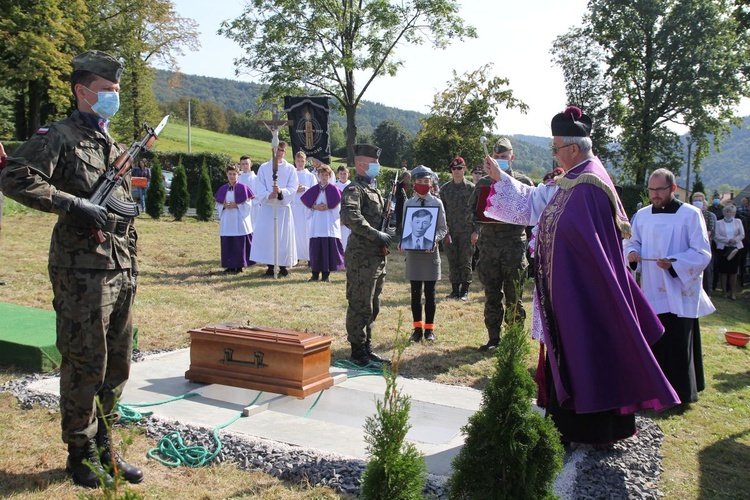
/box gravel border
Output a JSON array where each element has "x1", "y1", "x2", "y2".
[{"x1": 1, "y1": 351, "x2": 666, "y2": 498}]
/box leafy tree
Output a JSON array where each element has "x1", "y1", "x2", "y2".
[
  {"x1": 0, "y1": 0, "x2": 87, "y2": 139},
  {"x1": 373, "y1": 120, "x2": 413, "y2": 168},
  {"x1": 0, "y1": 86, "x2": 15, "y2": 137},
  {"x1": 413, "y1": 65, "x2": 527, "y2": 169},
  {"x1": 195, "y1": 162, "x2": 214, "y2": 221},
  {"x1": 448, "y1": 297, "x2": 563, "y2": 499},
  {"x1": 145, "y1": 157, "x2": 165, "y2": 218},
  {"x1": 82, "y1": 0, "x2": 200, "y2": 141},
  {"x1": 551, "y1": 25, "x2": 617, "y2": 167},
  {"x1": 219, "y1": 0, "x2": 476, "y2": 165},
  {"x1": 692, "y1": 172, "x2": 705, "y2": 197},
  {"x1": 360, "y1": 327, "x2": 426, "y2": 499},
  {"x1": 586, "y1": 0, "x2": 750, "y2": 184},
  {"x1": 169, "y1": 162, "x2": 190, "y2": 221}
]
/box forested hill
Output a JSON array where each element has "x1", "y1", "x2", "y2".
[{"x1": 152, "y1": 69, "x2": 427, "y2": 136}]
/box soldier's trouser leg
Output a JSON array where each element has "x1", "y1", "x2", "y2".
[
  {"x1": 346, "y1": 255, "x2": 386, "y2": 346},
  {"x1": 477, "y1": 247, "x2": 504, "y2": 339},
  {"x1": 50, "y1": 266, "x2": 134, "y2": 448},
  {"x1": 499, "y1": 239, "x2": 528, "y2": 323}
]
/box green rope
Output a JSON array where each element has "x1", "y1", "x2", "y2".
[
  {"x1": 116, "y1": 392, "x2": 200, "y2": 423},
  {"x1": 146, "y1": 391, "x2": 263, "y2": 468},
  {"x1": 331, "y1": 359, "x2": 387, "y2": 377}
]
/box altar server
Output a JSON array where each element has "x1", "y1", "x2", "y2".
[
  {"x1": 249, "y1": 141, "x2": 299, "y2": 277},
  {"x1": 215, "y1": 164, "x2": 254, "y2": 273},
  {"x1": 292, "y1": 151, "x2": 317, "y2": 262},
  {"x1": 625, "y1": 168, "x2": 714, "y2": 404}
]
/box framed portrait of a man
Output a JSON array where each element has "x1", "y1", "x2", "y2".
[{"x1": 400, "y1": 206, "x2": 439, "y2": 251}]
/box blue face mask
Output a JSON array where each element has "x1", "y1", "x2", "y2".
[
  {"x1": 496, "y1": 159, "x2": 510, "y2": 171},
  {"x1": 366, "y1": 162, "x2": 380, "y2": 178},
  {"x1": 713, "y1": 198, "x2": 720, "y2": 206},
  {"x1": 84, "y1": 87, "x2": 120, "y2": 119}
]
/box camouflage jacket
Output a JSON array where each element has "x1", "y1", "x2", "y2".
[
  {"x1": 439, "y1": 178, "x2": 475, "y2": 236},
  {"x1": 0, "y1": 111, "x2": 137, "y2": 270},
  {"x1": 340, "y1": 175, "x2": 385, "y2": 257}
]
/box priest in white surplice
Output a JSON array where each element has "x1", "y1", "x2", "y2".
[
  {"x1": 624, "y1": 168, "x2": 715, "y2": 405},
  {"x1": 291, "y1": 151, "x2": 317, "y2": 262},
  {"x1": 249, "y1": 141, "x2": 299, "y2": 277}
]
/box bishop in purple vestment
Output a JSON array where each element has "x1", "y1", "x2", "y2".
[{"x1": 483, "y1": 107, "x2": 679, "y2": 445}]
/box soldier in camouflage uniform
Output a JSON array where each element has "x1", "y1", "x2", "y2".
[
  {"x1": 467, "y1": 137, "x2": 533, "y2": 351},
  {"x1": 440, "y1": 156, "x2": 475, "y2": 300},
  {"x1": 0, "y1": 51, "x2": 143, "y2": 488},
  {"x1": 340, "y1": 144, "x2": 392, "y2": 367}
]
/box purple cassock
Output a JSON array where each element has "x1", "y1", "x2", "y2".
[
  {"x1": 215, "y1": 182, "x2": 255, "y2": 270},
  {"x1": 300, "y1": 183, "x2": 345, "y2": 273},
  {"x1": 485, "y1": 157, "x2": 679, "y2": 444}
]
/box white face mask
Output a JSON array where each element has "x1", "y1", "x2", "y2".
[{"x1": 692, "y1": 200, "x2": 703, "y2": 209}]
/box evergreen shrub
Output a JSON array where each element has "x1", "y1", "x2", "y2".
[
  {"x1": 195, "y1": 161, "x2": 215, "y2": 222},
  {"x1": 169, "y1": 161, "x2": 190, "y2": 221},
  {"x1": 360, "y1": 325, "x2": 427, "y2": 499},
  {"x1": 448, "y1": 302, "x2": 563, "y2": 499},
  {"x1": 145, "y1": 158, "x2": 165, "y2": 219}
]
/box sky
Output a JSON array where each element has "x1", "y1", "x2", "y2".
[{"x1": 168, "y1": 0, "x2": 749, "y2": 138}]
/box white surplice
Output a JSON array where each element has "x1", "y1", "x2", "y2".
[
  {"x1": 291, "y1": 168, "x2": 318, "y2": 261},
  {"x1": 249, "y1": 159, "x2": 299, "y2": 267},
  {"x1": 238, "y1": 171, "x2": 258, "y2": 227},
  {"x1": 334, "y1": 179, "x2": 351, "y2": 250},
  {"x1": 215, "y1": 189, "x2": 253, "y2": 236},
  {"x1": 309, "y1": 185, "x2": 342, "y2": 238},
  {"x1": 623, "y1": 203, "x2": 715, "y2": 318}
]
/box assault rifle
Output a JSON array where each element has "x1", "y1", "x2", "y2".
[
  {"x1": 379, "y1": 170, "x2": 400, "y2": 255},
  {"x1": 88, "y1": 115, "x2": 169, "y2": 243}
]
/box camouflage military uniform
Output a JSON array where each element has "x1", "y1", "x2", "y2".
[
  {"x1": 0, "y1": 110, "x2": 137, "y2": 448},
  {"x1": 340, "y1": 175, "x2": 386, "y2": 349},
  {"x1": 468, "y1": 171, "x2": 532, "y2": 341},
  {"x1": 440, "y1": 178, "x2": 475, "y2": 286}
]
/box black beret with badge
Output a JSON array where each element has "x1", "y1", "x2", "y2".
[
  {"x1": 551, "y1": 106, "x2": 592, "y2": 137},
  {"x1": 72, "y1": 50, "x2": 123, "y2": 83},
  {"x1": 352, "y1": 143, "x2": 381, "y2": 159}
]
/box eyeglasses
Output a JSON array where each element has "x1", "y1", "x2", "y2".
[
  {"x1": 551, "y1": 144, "x2": 575, "y2": 154},
  {"x1": 450, "y1": 166, "x2": 464, "y2": 171},
  {"x1": 646, "y1": 185, "x2": 672, "y2": 193}
]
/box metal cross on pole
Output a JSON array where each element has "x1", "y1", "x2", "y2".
[{"x1": 257, "y1": 103, "x2": 292, "y2": 279}]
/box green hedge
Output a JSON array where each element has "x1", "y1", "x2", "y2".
[{"x1": 143, "y1": 151, "x2": 231, "y2": 207}]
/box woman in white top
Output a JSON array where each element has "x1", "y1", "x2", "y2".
[{"x1": 714, "y1": 203, "x2": 745, "y2": 299}]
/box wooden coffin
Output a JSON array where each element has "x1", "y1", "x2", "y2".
[{"x1": 185, "y1": 323, "x2": 334, "y2": 398}]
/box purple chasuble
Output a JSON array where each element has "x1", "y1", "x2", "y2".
[
  {"x1": 300, "y1": 183, "x2": 341, "y2": 209},
  {"x1": 535, "y1": 159, "x2": 679, "y2": 415},
  {"x1": 215, "y1": 182, "x2": 254, "y2": 204}
]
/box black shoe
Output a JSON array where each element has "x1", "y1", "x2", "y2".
[
  {"x1": 100, "y1": 449, "x2": 144, "y2": 484},
  {"x1": 365, "y1": 343, "x2": 391, "y2": 364},
  {"x1": 409, "y1": 328, "x2": 423, "y2": 342},
  {"x1": 424, "y1": 329, "x2": 435, "y2": 342},
  {"x1": 279, "y1": 266, "x2": 289, "y2": 277},
  {"x1": 458, "y1": 283, "x2": 470, "y2": 301},
  {"x1": 446, "y1": 283, "x2": 460, "y2": 299},
  {"x1": 479, "y1": 338, "x2": 500, "y2": 351},
  {"x1": 321, "y1": 272, "x2": 330, "y2": 282},
  {"x1": 308, "y1": 273, "x2": 319, "y2": 282},
  {"x1": 66, "y1": 439, "x2": 113, "y2": 489},
  {"x1": 97, "y1": 422, "x2": 144, "y2": 484},
  {"x1": 350, "y1": 345, "x2": 372, "y2": 367},
  {"x1": 264, "y1": 266, "x2": 275, "y2": 277}
]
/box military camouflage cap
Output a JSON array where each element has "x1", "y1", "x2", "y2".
[
  {"x1": 72, "y1": 50, "x2": 123, "y2": 83},
  {"x1": 493, "y1": 137, "x2": 513, "y2": 153},
  {"x1": 352, "y1": 143, "x2": 381, "y2": 159}
]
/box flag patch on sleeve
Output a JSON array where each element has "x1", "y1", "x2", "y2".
[{"x1": 36, "y1": 127, "x2": 49, "y2": 135}]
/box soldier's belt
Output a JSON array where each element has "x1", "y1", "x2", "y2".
[{"x1": 58, "y1": 217, "x2": 132, "y2": 236}]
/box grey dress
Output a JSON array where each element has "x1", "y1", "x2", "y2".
[{"x1": 401, "y1": 193, "x2": 448, "y2": 281}]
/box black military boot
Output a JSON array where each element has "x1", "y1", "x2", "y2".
[
  {"x1": 66, "y1": 439, "x2": 114, "y2": 488},
  {"x1": 445, "y1": 283, "x2": 460, "y2": 299},
  {"x1": 409, "y1": 327, "x2": 424, "y2": 342},
  {"x1": 479, "y1": 336, "x2": 500, "y2": 352},
  {"x1": 350, "y1": 344, "x2": 371, "y2": 367},
  {"x1": 459, "y1": 282, "x2": 470, "y2": 301},
  {"x1": 365, "y1": 341, "x2": 391, "y2": 365},
  {"x1": 97, "y1": 424, "x2": 144, "y2": 484}
]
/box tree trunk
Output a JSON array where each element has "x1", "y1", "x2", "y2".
[
  {"x1": 345, "y1": 103, "x2": 357, "y2": 167},
  {"x1": 27, "y1": 80, "x2": 41, "y2": 139},
  {"x1": 131, "y1": 68, "x2": 141, "y2": 141},
  {"x1": 14, "y1": 92, "x2": 26, "y2": 141}
]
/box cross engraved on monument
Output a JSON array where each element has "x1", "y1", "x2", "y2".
[{"x1": 257, "y1": 103, "x2": 293, "y2": 279}]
